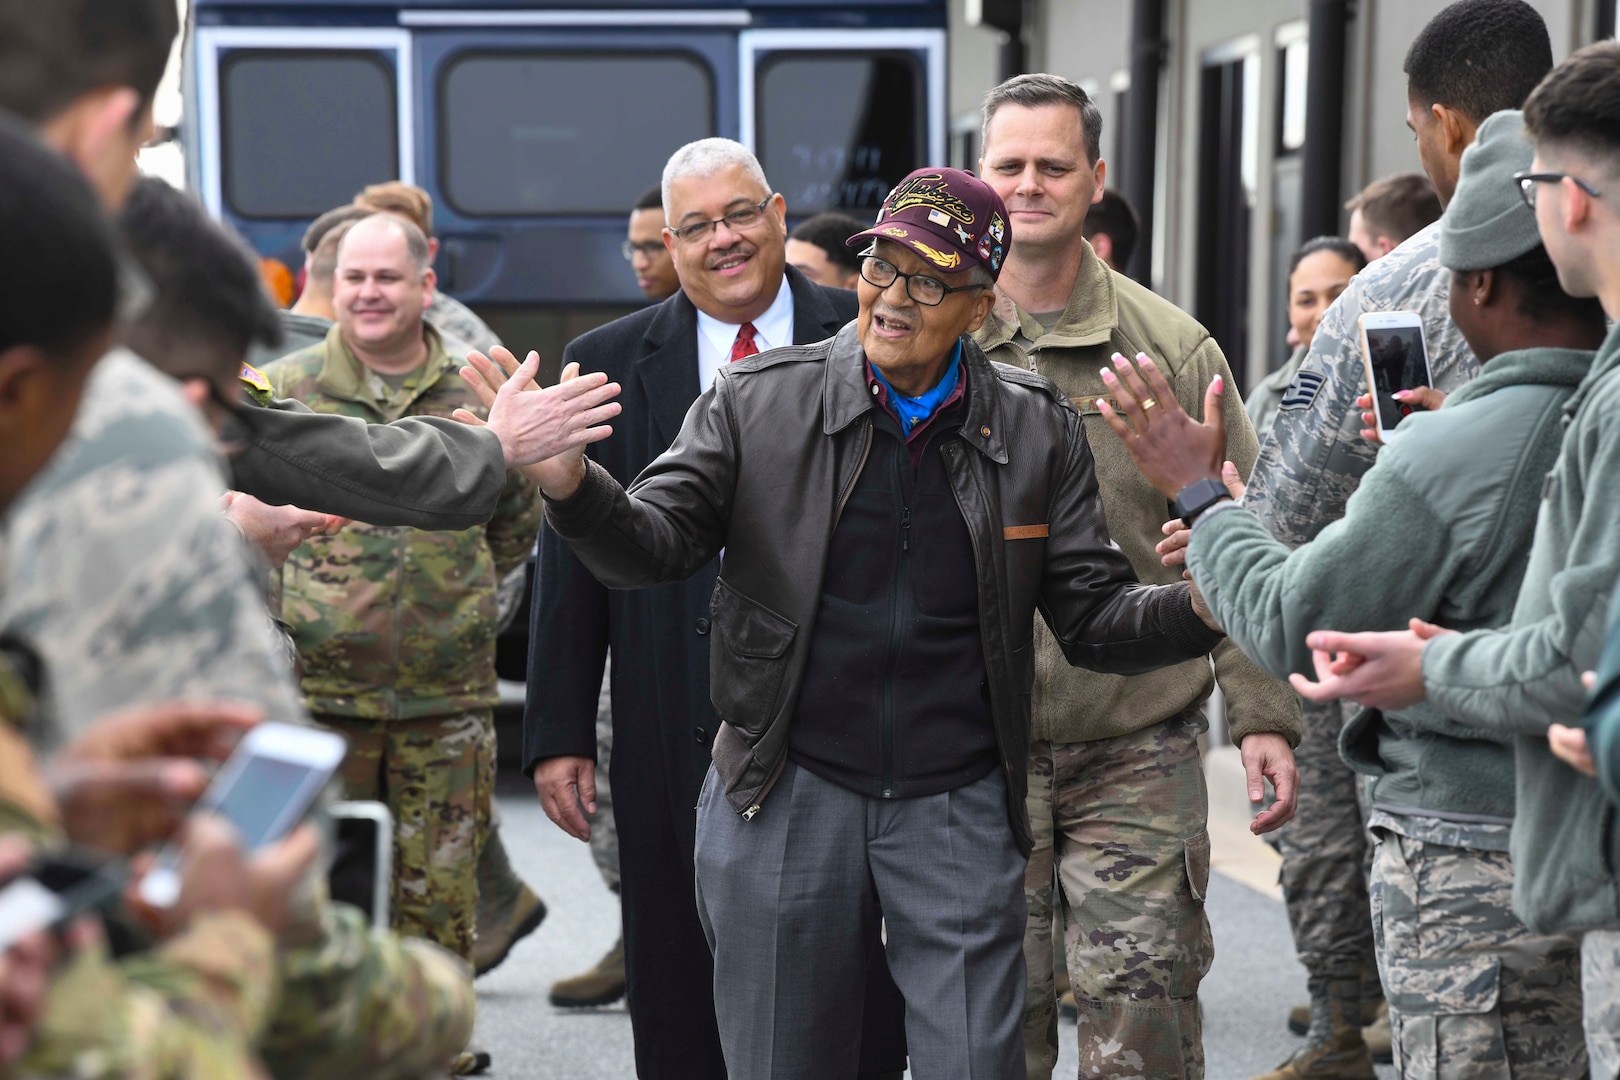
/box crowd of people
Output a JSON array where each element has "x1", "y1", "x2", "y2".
[{"x1": 5, "y1": 0, "x2": 1620, "y2": 1079}]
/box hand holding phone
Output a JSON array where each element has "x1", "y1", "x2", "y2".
[
  {"x1": 131, "y1": 815, "x2": 322, "y2": 941},
  {"x1": 1358, "y1": 312, "x2": 1435, "y2": 441},
  {"x1": 137, "y1": 722, "x2": 344, "y2": 909},
  {"x1": 50, "y1": 700, "x2": 264, "y2": 855}
]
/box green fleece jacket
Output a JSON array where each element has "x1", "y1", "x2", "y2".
[
  {"x1": 975, "y1": 242, "x2": 1301, "y2": 748},
  {"x1": 1189, "y1": 348, "x2": 1592, "y2": 825},
  {"x1": 1418, "y1": 320, "x2": 1620, "y2": 934}
]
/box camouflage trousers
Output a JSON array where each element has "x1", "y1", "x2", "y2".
[
  {"x1": 1275, "y1": 699, "x2": 1376, "y2": 981},
  {"x1": 1582, "y1": 929, "x2": 1620, "y2": 1078},
  {"x1": 1024, "y1": 713, "x2": 1213, "y2": 1080},
  {"x1": 1368, "y1": 825, "x2": 1586, "y2": 1079},
  {"x1": 261, "y1": 898, "x2": 476, "y2": 1080},
  {"x1": 321, "y1": 710, "x2": 496, "y2": 961},
  {"x1": 589, "y1": 660, "x2": 619, "y2": 893}
]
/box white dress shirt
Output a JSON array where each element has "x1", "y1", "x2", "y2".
[{"x1": 693, "y1": 274, "x2": 796, "y2": 393}]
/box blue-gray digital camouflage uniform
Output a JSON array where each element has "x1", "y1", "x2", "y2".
[
  {"x1": 1242, "y1": 218, "x2": 1479, "y2": 1006},
  {"x1": 0, "y1": 348, "x2": 475, "y2": 1078}
]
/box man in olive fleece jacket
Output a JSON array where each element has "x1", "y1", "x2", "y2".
[{"x1": 972, "y1": 73, "x2": 1301, "y2": 1080}]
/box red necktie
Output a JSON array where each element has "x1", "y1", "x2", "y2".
[{"x1": 729, "y1": 322, "x2": 760, "y2": 363}]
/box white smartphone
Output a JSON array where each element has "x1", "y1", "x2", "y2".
[
  {"x1": 137, "y1": 721, "x2": 347, "y2": 908},
  {"x1": 1359, "y1": 311, "x2": 1434, "y2": 441}
]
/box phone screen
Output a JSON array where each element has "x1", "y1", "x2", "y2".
[
  {"x1": 205, "y1": 754, "x2": 326, "y2": 849},
  {"x1": 1365, "y1": 325, "x2": 1431, "y2": 432}
]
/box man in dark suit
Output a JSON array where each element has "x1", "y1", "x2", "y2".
[{"x1": 523, "y1": 139, "x2": 904, "y2": 1079}]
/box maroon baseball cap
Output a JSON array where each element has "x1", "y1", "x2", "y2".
[{"x1": 846, "y1": 167, "x2": 1011, "y2": 280}]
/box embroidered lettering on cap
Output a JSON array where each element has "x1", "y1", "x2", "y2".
[{"x1": 888, "y1": 174, "x2": 976, "y2": 224}]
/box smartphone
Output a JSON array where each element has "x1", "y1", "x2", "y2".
[
  {"x1": 138, "y1": 721, "x2": 346, "y2": 909},
  {"x1": 1359, "y1": 311, "x2": 1434, "y2": 441},
  {"x1": 328, "y1": 800, "x2": 393, "y2": 930},
  {"x1": 0, "y1": 849, "x2": 127, "y2": 952}
]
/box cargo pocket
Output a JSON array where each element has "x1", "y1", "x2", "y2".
[
  {"x1": 708, "y1": 578, "x2": 797, "y2": 736},
  {"x1": 1385, "y1": 954, "x2": 1507, "y2": 1080},
  {"x1": 1166, "y1": 829, "x2": 1215, "y2": 1000}
]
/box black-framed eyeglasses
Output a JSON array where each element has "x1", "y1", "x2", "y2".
[
  {"x1": 1514, "y1": 171, "x2": 1603, "y2": 209},
  {"x1": 666, "y1": 195, "x2": 775, "y2": 244},
  {"x1": 858, "y1": 255, "x2": 986, "y2": 307},
  {"x1": 621, "y1": 240, "x2": 664, "y2": 261}
]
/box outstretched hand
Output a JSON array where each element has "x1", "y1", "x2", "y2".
[
  {"x1": 455, "y1": 347, "x2": 622, "y2": 478},
  {"x1": 1095, "y1": 352, "x2": 1226, "y2": 498}
]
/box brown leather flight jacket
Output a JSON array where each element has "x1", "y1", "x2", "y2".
[{"x1": 545, "y1": 324, "x2": 1222, "y2": 854}]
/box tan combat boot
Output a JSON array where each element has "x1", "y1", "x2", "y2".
[
  {"x1": 1254, "y1": 978, "x2": 1376, "y2": 1080},
  {"x1": 472, "y1": 882, "x2": 547, "y2": 977},
  {"x1": 1288, "y1": 966, "x2": 1390, "y2": 1064},
  {"x1": 1361, "y1": 1000, "x2": 1392, "y2": 1065},
  {"x1": 549, "y1": 937, "x2": 627, "y2": 1008}
]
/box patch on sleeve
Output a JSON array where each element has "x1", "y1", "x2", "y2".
[{"x1": 1278, "y1": 370, "x2": 1324, "y2": 411}]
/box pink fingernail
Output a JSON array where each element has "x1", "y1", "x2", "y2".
[{"x1": 1212, "y1": 376, "x2": 1223, "y2": 393}]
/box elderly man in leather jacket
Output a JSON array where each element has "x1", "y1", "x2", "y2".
[{"x1": 524, "y1": 168, "x2": 1228, "y2": 1079}]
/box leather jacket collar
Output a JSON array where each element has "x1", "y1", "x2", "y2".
[{"x1": 820, "y1": 323, "x2": 1010, "y2": 465}]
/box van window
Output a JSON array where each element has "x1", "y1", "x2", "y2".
[
  {"x1": 755, "y1": 52, "x2": 924, "y2": 215},
  {"x1": 441, "y1": 52, "x2": 714, "y2": 216},
  {"x1": 222, "y1": 51, "x2": 398, "y2": 219}
]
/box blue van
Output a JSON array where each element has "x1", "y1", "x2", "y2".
[{"x1": 184, "y1": 0, "x2": 947, "y2": 350}]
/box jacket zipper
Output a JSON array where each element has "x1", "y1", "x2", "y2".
[
  {"x1": 742, "y1": 752, "x2": 788, "y2": 820},
  {"x1": 882, "y1": 447, "x2": 911, "y2": 799}
]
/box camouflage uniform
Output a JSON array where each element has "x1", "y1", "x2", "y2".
[
  {"x1": 1582, "y1": 931, "x2": 1620, "y2": 1078},
  {"x1": 0, "y1": 348, "x2": 476, "y2": 1076},
  {"x1": 1243, "y1": 220, "x2": 1479, "y2": 988},
  {"x1": 265, "y1": 324, "x2": 541, "y2": 960},
  {"x1": 590, "y1": 659, "x2": 619, "y2": 892},
  {"x1": 1367, "y1": 814, "x2": 1585, "y2": 1078},
  {"x1": 0, "y1": 652, "x2": 279, "y2": 1080},
  {"x1": 975, "y1": 245, "x2": 1302, "y2": 1079}
]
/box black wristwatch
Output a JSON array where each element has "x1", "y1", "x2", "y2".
[{"x1": 1172, "y1": 477, "x2": 1233, "y2": 525}]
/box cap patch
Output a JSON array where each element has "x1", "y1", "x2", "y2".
[
  {"x1": 890, "y1": 173, "x2": 976, "y2": 225},
  {"x1": 911, "y1": 240, "x2": 962, "y2": 270},
  {"x1": 881, "y1": 226, "x2": 911, "y2": 238},
  {"x1": 953, "y1": 223, "x2": 973, "y2": 245},
  {"x1": 988, "y1": 213, "x2": 1006, "y2": 244},
  {"x1": 977, "y1": 235, "x2": 993, "y2": 260},
  {"x1": 989, "y1": 245, "x2": 1004, "y2": 272},
  {"x1": 927, "y1": 208, "x2": 953, "y2": 227}
]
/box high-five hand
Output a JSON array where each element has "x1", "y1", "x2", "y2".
[
  {"x1": 1095, "y1": 352, "x2": 1226, "y2": 498},
  {"x1": 454, "y1": 347, "x2": 621, "y2": 471}
]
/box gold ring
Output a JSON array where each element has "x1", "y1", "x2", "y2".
[{"x1": 1141, "y1": 398, "x2": 1158, "y2": 410}]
